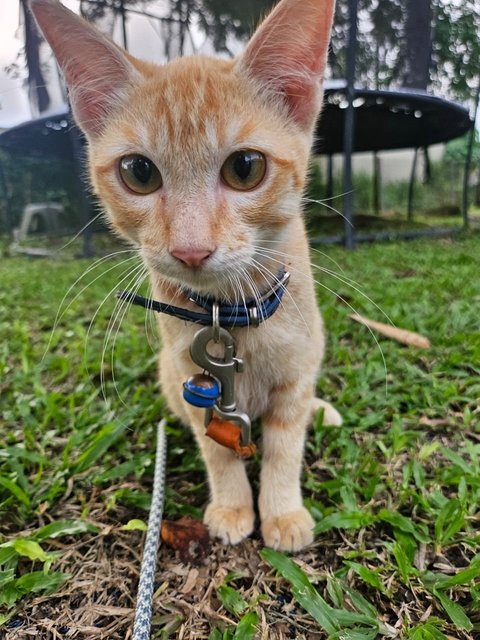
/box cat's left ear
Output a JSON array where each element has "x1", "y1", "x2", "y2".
[{"x1": 238, "y1": 0, "x2": 335, "y2": 131}]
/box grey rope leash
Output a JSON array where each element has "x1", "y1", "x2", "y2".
[{"x1": 132, "y1": 419, "x2": 167, "y2": 640}]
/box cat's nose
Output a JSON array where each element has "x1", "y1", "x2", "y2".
[{"x1": 170, "y1": 247, "x2": 214, "y2": 268}]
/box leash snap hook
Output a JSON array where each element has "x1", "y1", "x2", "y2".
[
  {"x1": 212, "y1": 301, "x2": 220, "y2": 342},
  {"x1": 189, "y1": 325, "x2": 241, "y2": 412}
]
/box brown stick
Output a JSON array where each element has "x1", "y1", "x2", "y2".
[{"x1": 349, "y1": 313, "x2": 431, "y2": 349}]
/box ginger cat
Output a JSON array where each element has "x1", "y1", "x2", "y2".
[{"x1": 31, "y1": 0, "x2": 341, "y2": 552}]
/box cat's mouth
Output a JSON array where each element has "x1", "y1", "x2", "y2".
[
  {"x1": 142, "y1": 249, "x2": 251, "y2": 298},
  {"x1": 141, "y1": 245, "x2": 279, "y2": 302}
]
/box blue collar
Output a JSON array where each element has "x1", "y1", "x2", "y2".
[{"x1": 118, "y1": 268, "x2": 289, "y2": 328}]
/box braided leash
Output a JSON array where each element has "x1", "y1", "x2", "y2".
[{"x1": 132, "y1": 419, "x2": 167, "y2": 640}]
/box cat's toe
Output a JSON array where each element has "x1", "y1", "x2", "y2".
[
  {"x1": 261, "y1": 508, "x2": 315, "y2": 552},
  {"x1": 204, "y1": 504, "x2": 254, "y2": 545},
  {"x1": 312, "y1": 398, "x2": 343, "y2": 426}
]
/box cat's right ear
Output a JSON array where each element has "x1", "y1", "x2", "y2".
[{"x1": 29, "y1": 0, "x2": 139, "y2": 137}]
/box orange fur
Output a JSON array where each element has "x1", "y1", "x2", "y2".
[{"x1": 30, "y1": 0, "x2": 341, "y2": 552}]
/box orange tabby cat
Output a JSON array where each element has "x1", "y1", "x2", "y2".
[{"x1": 31, "y1": 0, "x2": 341, "y2": 551}]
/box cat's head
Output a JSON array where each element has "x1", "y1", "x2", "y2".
[{"x1": 30, "y1": 0, "x2": 334, "y2": 295}]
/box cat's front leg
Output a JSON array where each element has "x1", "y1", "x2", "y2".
[
  {"x1": 188, "y1": 411, "x2": 255, "y2": 545},
  {"x1": 259, "y1": 382, "x2": 317, "y2": 552},
  {"x1": 159, "y1": 352, "x2": 254, "y2": 545}
]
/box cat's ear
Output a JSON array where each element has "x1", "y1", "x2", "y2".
[
  {"x1": 29, "y1": 0, "x2": 140, "y2": 137},
  {"x1": 239, "y1": 0, "x2": 335, "y2": 130}
]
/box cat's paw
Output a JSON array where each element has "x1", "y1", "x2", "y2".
[
  {"x1": 261, "y1": 508, "x2": 315, "y2": 552},
  {"x1": 311, "y1": 398, "x2": 343, "y2": 427},
  {"x1": 204, "y1": 504, "x2": 254, "y2": 545}
]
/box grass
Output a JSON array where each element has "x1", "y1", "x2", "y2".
[{"x1": 0, "y1": 233, "x2": 479, "y2": 638}]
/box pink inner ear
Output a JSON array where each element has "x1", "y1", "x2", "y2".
[
  {"x1": 241, "y1": 0, "x2": 335, "y2": 128},
  {"x1": 281, "y1": 78, "x2": 319, "y2": 128},
  {"x1": 65, "y1": 56, "x2": 133, "y2": 136},
  {"x1": 30, "y1": 0, "x2": 135, "y2": 137}
]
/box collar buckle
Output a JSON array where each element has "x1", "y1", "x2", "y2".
[{"x1": 248, "y1": 306, "x2": 260, "y2": 327}]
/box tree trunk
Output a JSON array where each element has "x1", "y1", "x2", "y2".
[
  {"x1": 20, "y1": 0, "x2": 50, "y2": 115},
  {"x1": 475, "y1": 164, "x2": 480, "y2": 207},
  {"x1": 403, "y1": 0, "x2": 432, "y2": 89}
]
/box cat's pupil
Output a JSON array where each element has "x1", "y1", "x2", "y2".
[
  {"x1": 132, "y1": 157, "x2": 153, "y2": 184},
  {"x1": 233, "y1": 152, "x2": 252, "y2": 180}
]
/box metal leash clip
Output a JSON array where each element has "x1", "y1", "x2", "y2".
[{"x1": 182, "y1": 303, "x2": 255, "y2": 457}]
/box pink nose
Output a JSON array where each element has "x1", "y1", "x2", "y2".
[{"x1": 170, "y1": 247, "x2": 214, "y2": 268}]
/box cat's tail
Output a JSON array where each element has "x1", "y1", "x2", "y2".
[{"x1": 311, "y1": 397, "x2": 343, "y2": 427}]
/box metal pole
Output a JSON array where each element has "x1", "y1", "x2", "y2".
[
  {"x1": 119, "y1": 0, "x2": 128, "y2": 50},
  {"x1": 407, "y1": 147, "x2": 418, "y2": 221},
  {"x1": 373, "y1": 152, "x2": 381, "y2": 215},
  {"x1": 326, "y1": 154, "x2": 333, "y2": 201},
  {"x1": 462, "y1": 75, "x2": 480, "y2": 230},
  {"x1": 342, "y1": 0, "x2": 359, "y2": 249},
  {"x1": 69, "y1": 116, "x2": 94, "y2": 257}
]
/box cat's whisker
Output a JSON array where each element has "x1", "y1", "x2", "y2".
[
  {"x1": 302, "y1": 196, "x2": 355, "y2": 227},
  {"x1": 250, "y1": 257, "x2": 311, "y2": 334},
  {"x1": 254, "y1": 244, "x2": 394, "y2": 326},
  {"x1": 256, "y1": 238, "x2": 345, "y2": 274},
  {"x1": 232, "y1": 265, "x2": 256, "y2": 329},
  {"x1": 108, "y1": 265, "x2": 150, "y2": 408},
  {"x1": 304, "y1": 188, "x2": 354, "y2": 204},
  {"x1": 43, "y1": 250, "x2": 139, "y2": 361},
  {"x1": 100, "y1": 261, "x2": 147, "y2": 405},
  {"x1": 144, "y1": 279, "x2": 160, "y2": 356},
  {"x1": 84, "y1": 260, "x2": 146, "y2": 400},
  {"x1": 253, "y1": 248, "x2": 388, "y2": 393},
  {"x1": 58, "y1": 210, "x2": 104, "y2": 251},
  {"x1": 243, "y1": 267, "x2": 265, "y2": 323},
  {"x1": 222, "y1": 266, "x2": 243, "y2": 322},
  {"x1": 100, "y1": 265, "x2": 141, "y2": 402}
]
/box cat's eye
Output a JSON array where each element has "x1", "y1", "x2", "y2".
[
  {"x1": 119, "y1": 154, "x2": 162, "y2": 194},
  {"x1": 220, "y1": 150, "x2": 266, "y2": 191}
]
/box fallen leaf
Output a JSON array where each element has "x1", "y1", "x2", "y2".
[
  {"x1": 161, "y1": 516, "x2": 211, "y2": 564},
  {"x1": 349, "y1": 313, "x2": 431, "y2": 349},
  {"x1": 181, "y1": 568, "x2": 200, "y2": 594},
  {"x1": 419, "y1": 417, "x2": 451, "y2": 427}
]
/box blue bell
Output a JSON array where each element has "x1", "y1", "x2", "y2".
[{"x1": 183, "y1": 373, "x2": 220, "y2": 408}]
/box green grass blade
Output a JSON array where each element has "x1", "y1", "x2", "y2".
[
  {"x1": 0, "y1": 569, "x2": 15, "y2": 588},
  {"x1": 12, "y1": 539, "x2": 50, "y2": 562},
  {"x1": 432, "y1": 588, "x2": 473, "y2": 631},
  {"x1": 438, "y1": 554, "x2": 480, "y2": 588},
  {"x1": 34, "y1": 520, "x2": 99, "y2": 541},
  {"x1": 434, "y1": 499, "x2": 465, "y2": 546},
  {"x1": 261, "y1": 548, "x2": 339, "y2": 634},
  {"x1": 0, "y1": 547, "x2": 19, "y2": 567},
  {"x1": 0, "y1": 476, "x2": 31, "y2": 507},
  {"x1": 15, "y1": 571, "x2": 70, "y2": 596},
  {"x1": 377, "y1": 509, "x2": 429, "y2": 542},
  {"x1": 330, "y1": 630, "x2": 379, "y2": 640},
  {"x1": 314, "y1": 510, "x2": 375, "y2": 535},
  {"x1": 72, "y1": 422, "x2": 127, "y2": 474},
  {"x1": 217, "y1": 585, "x2": 248, "y2": 617},
  {"x1": 233, "y1": 611, "x2": 258, "y2": 639},
  {"x1": 344, "y1": 561, "x2": 387, "y2": 594},
  {"x1": 407, "y1": 621, "x2": 448, "y2": 640}
]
